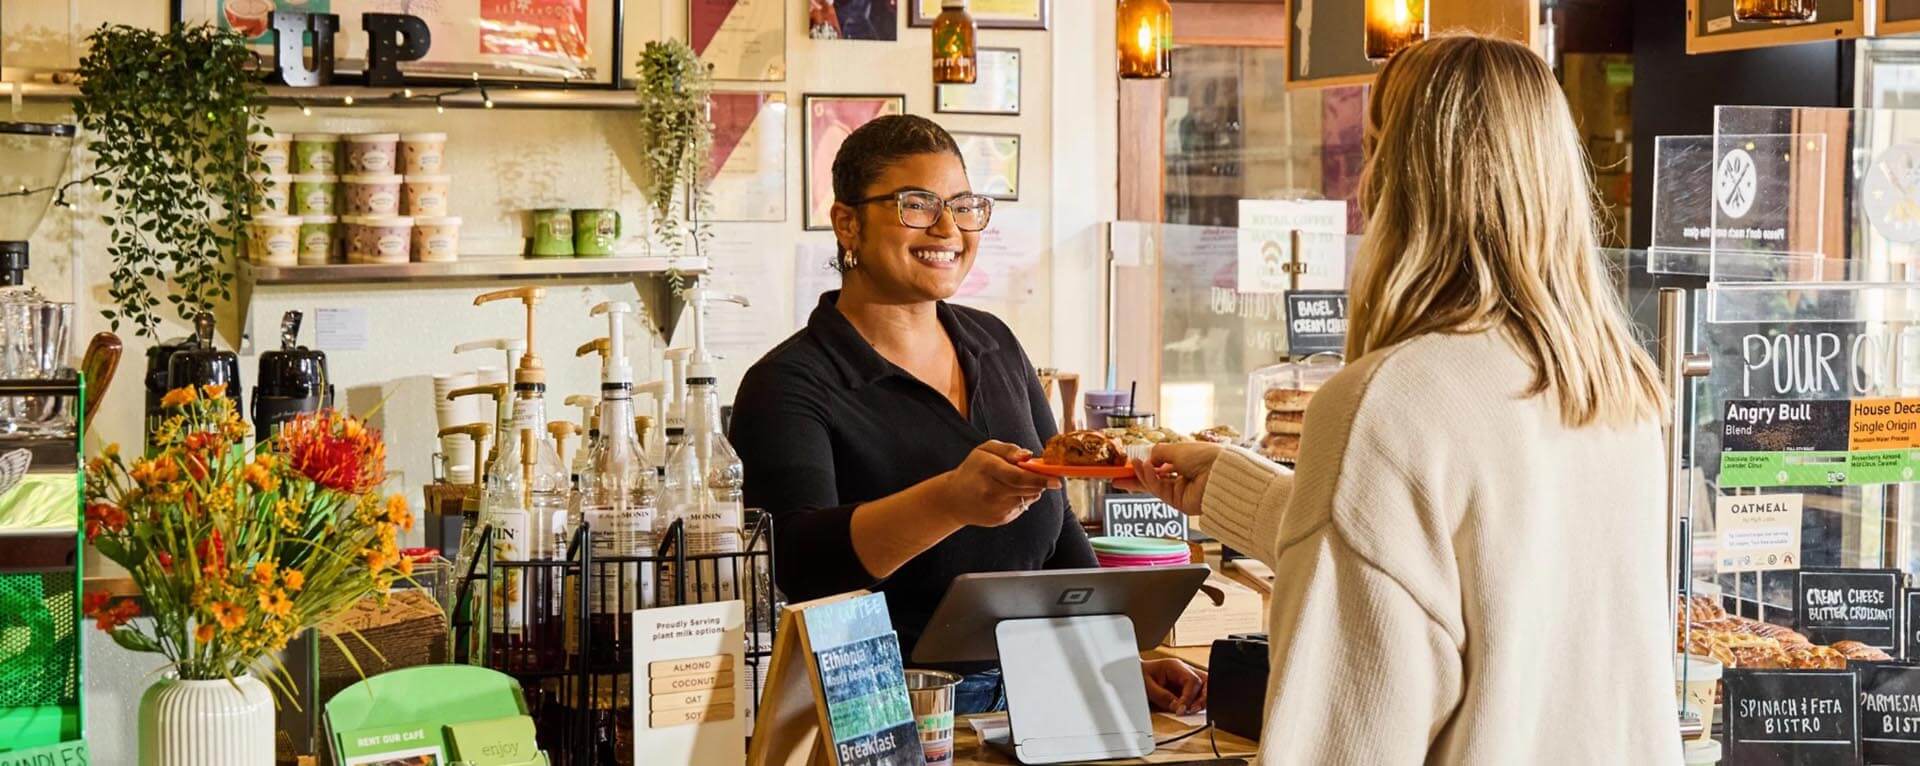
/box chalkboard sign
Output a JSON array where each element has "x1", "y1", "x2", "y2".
[
  {"x1": 1887, "y1": 0, "x2": 1920, "y2": 36},
  {"x1": 1906, "y1": 590, "x2": 1920, "y2": 661},
  {"x1": 1284, "y1": 291, "x2": 1348, "y2": 357},
  {"x1": 1103, "y1": 495, "x2": 1188, "y2": 540},
  {"x1": 803, "y1": 593, "x2": 922, "y2": 766},
  {"x1": 1686, "y1": 0, "x2": 1862, "y2": 55},
  {"x1": 1856, "y1": 661, "x2": 1920, "y2": 765},
  {"x1": 1797, "y1": 568, "x2": 1904, "y2": 651},
  {"x1": 1724, "y1": 668, "x2": 1861, "y2": 765}
]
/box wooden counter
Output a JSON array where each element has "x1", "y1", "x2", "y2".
[{"x1": 952, "y1": 713, "x2": 1257, "y2": 764}]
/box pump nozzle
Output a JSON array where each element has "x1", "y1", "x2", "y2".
[
  {"x1": 576, "y1": 337, "x2": 609, "y2": 367},
  {"x1": 564, "y1": 394, "x2": 599, "y2": 436},
  {"x1": 547, "y1": 420, "x2": 582, "y2": 468},
  {"x1": 634, "y1": 378, "x2": 668, "y2": 461},
  {"x1": 682, "y1": 288, "x2": 751, "y2": 381},
  {"x1": 448, "y1": 382, "x2": 511, "y2": 465},
  {"x1": 437, "y1": 422, "x2": 492, "y2": 486},
  {"x1": 589, "y1": 301, "x2": 635, "y2": 386},
  {"x1": 454, "y1": 338, "x2": 527, "y2": 379},
  {"x1": 474, "y1": 286, "x2": 548, "y2": 386}
]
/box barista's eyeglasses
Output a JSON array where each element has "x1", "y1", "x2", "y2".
[{"x1": 845, "y1": 190, "x2": 994, "y2": 232}]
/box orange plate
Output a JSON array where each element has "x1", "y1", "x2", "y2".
[{"x1": 1018, "y1": 459, "x2": 1135, "y2": 479}]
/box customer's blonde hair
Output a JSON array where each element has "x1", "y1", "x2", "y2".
[{"x1": 1348, "y1": 34, "x2": 1663, "y2": 427}]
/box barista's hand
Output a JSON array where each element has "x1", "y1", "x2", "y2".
[
  {"x1": 1119, "y1": 442, "x2": 1224, "y2": 516},
  {"x1": 1143, "y1": 658, "x2": 1207, "y2": 715},
  {"x1": 939, "y1": 441, "x2": 1061, "y2": 528}
]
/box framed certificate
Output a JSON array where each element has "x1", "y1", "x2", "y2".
[
  {"x1": 691, "y1": 0, "x2": 786, "y2": 81},
  {"x1": 706, "y1": 91, "x2": 788, "y2": 222},
  {"x1": 803, "y1": 94, "x2": 907, "y2": 230},
  {"x1": 909, "y1": 0, "x2": 1047, "y2": 29},
  {"x1": 952, "y1": 131, "x2": 1020, "y2": 201},
  {"x1": 935, "y1": 47, "x2": 1020, "y2": 115},
  {"x1": 176, "y1": 0, "x2": 621, "y2": 86}
]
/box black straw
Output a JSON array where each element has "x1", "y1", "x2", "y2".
[{"x1": 1127, "y1": 380, "x2": 1137, "y2": 417}]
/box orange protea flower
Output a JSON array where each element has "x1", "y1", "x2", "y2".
[
  {"x1": 283, "y1": 569, "x2": 304, "y2": 591},
  {"x1": 159, "y1": 386, "x2": 198, "y2": 409},
  {"x1": 211, "y1": 601, "x2": 246, "y2": 630},
  {"x1": 277, "y1": 410, "x2": 388, "y2": 493},
  {"x1": 258, "y1": 588, "x2": 292, "y2": 619}
]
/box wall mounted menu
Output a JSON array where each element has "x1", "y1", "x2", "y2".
[
  {"x1": 1717, "y1": 398, "x2": 1920, "y2": 488},
  {"x1": 1856, "y1": 661, "x2": 1920, "y2": 765},
  {"x1": 1797, "y1": 568, "x2": 1904, "y2": 652},
  {"x1": 1724, "y1": 668, "x2": 1861, "y2": 766}
]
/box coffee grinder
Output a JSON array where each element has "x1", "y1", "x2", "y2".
[{"x1": 0, "y1": 122, "x2": 76, "y2": 291}]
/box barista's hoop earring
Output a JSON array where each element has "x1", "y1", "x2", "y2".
[{"x1": 840, "y1": 248, "x2": 859, "y2": 270}]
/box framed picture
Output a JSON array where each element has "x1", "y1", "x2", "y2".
[
  {"x1": 692, "y1": 0, "x2": 786, "y2": 81},
  {"x1": 935, "y1": 47, "x2": 1020, "y2": 115},
  {"x1": 706, "y1": 91, "x2": 788, "y2": 222},
  {"x1": 803, "y1": 94, "x2": 906, "y2": 230},
  {"x1": 952, "y1": 131, "x2": 1019, "y2": 201},
  {"x1": 809, "y1": 0, "x2": 900, "y2": 40},
  {"x1": 175, "y1": 0, "x2": 621, "y2": 86},
  {"x1": 908, "y1": 0, "x2": 1047, "y2": 29}
]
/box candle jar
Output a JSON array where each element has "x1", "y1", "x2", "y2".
[
  {"x1": 1364, "y1": 0, "x2": 1427, "y2": 61},
  {"x1": 1116, "y1": 0, "x2": 1173, "y2": 79}
]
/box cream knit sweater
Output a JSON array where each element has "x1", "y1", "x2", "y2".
[{"x1": 1201, "y1": 331, "x2": 1681, "y2": 764}]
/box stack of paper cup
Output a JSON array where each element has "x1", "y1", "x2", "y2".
[
  {"x1": 434, "y1": 372, "x2": 479, "y2": 484},
  {"x1": 475, "y1": 365, "x2": 508, "y2": 388}
]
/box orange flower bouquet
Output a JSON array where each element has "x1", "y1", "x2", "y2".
[{"x1": 83, "y1": 384, "x2": 410, "y2": 687}]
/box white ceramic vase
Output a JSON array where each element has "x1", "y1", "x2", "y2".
[{"x1": 138, "y1": 672, "x2": 275, "y2": 766}]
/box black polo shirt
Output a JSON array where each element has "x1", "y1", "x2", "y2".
[{"x1": 730, "y1": 291, "x2": 1096, "y2": 662}]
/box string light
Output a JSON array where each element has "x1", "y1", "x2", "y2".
[
  {"x1": 402, "y1": 88, "x2": 414, "y2": 98},
  {"x1": 481, "y1": 87, "x2": 495, "y2": 109},
  {"x1": 342, "y1": 94, "x2": 355, "y2": 106}
]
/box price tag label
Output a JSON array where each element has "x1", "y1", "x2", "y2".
[
  {"x1": 1102, "y1": 495, "x2": 1188, "y2": 540},
  {"x1": 1858, "y1": 661, "x2": 1920, "y2": 765},
  {"x1": 1797, "y1": 568, "x2": 1904, "y2": 651},
  {"x1": 1715, "y1": 493, "x2": 1803, "y2": 573},
  {"x1": 1282, "y1": 291, "x2": 1347, "y2": 357},
  {"x1": 1724, "y1": 668, "x2": 1861, "y2": 766}
]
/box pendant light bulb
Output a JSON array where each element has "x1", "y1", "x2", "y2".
[
  {"x1": 1733, "y1": 0, "x2": 1816, "y2": 23},
  {"x1": 932, "y1": 0, "x2": 979, "y2": 85},
  {"x1": 1364, "y1": 0, "x2": 1427, "y2": 62},
  {"x1": 1116, "y1": 0, "x2": 1173, "y2": 79}
]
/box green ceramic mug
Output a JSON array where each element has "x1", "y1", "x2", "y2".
[
  {"x1": 573, "y1": 209, "x2": 620, "y2": 257},
  {"x1": 529, "y1": 208, "x2": 574, "y2": 257}
]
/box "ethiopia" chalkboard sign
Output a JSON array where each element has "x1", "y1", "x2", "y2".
[
  {"x1": 1724, "y1": 668, "x2": 1861, "y2": 765},
  {"x1": 1797, "y1": 568, "x2": 1905, "y2": 651},
  {"x1": 1857, "y1": 661, "x2": 1920, "y2": 765}
]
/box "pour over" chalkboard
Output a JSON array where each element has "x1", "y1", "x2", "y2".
[{"x1": 1724, "y1": 668, "x2": 1861, "y2": 766}]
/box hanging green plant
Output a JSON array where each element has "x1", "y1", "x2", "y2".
[
  {"x1": 75, "y1": 23, "x2": 265, "y2": 340},
  {"x1": 634, "y1": 40, "x2": 715, "y2": 289}
]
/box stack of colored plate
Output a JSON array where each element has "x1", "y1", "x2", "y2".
[{"x1": 1089, "y1": 536, "x2": 1191, "y2": 568}]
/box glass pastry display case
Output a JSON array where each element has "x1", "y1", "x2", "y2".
[{"x1": 1648, "y1": 103, "x2": 1920, "y2": 763}]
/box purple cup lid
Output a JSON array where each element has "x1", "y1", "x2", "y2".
[{"x1": 1084, "y1": 389, "x2": 1130, "y2": 408}]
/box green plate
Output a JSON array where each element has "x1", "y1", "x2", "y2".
[{"x1": 1087, "y1": 536, "x2": 1187, "y2": 555}]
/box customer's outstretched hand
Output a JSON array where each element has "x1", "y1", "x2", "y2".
[
  {"x1": 1119, "y1": 442, "x2": 1223, "y2": 516},
  {"x1": 1142, "y1": 658, "x2": 1207, "y2": 715}
]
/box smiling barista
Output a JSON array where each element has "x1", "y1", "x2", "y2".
[{"x1": 730, "y1": 116, "x2": 1205, "y2": 716}]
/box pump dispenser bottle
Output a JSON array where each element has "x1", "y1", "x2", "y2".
[
  {"x1": 578, "y1": 301, "x2": 658, "y2": 623},
  {"x1": 662, "y1": 289, "x2": 750, "y2": 603},
  {"x1": 473, "y1": 287, "x2": 570, "y2": 562}
]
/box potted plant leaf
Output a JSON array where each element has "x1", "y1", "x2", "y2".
[
  {"x1": 74, "y1": 23, "x2": 266, "y2": 340},
  {"x1": 634, "y1": 41, "x2": 715, "y2": 289}
]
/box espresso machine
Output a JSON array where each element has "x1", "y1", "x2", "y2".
[{"x1": 253, "y1": 311, "x2": 331, "y2": 442}]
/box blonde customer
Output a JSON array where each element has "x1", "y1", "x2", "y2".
[{"x1": 1128, "y1": 36, "x2": 1679, "y2": 764}]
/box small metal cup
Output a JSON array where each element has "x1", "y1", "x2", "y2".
[{"x1": 906, "y1": 669, "x2": 962, "y2": 765}]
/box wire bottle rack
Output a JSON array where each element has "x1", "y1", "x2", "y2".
[{"x1": 451, "y1": 513, "x2": 778, "y2": 765}]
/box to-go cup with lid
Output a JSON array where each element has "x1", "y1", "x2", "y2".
[
  {"x1": 400, "y1": 132, "x2": 447, "y2": 174},
  {"x1": 1675, "y1": 654, "x2": 1721, "y2": 742},
  {"x1": 344, "y1": 133, "x2": 399, "y2": 173}
]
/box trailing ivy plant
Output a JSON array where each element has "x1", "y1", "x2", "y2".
[
  {"x1": 634, "y1": 40, "x2": 714, "y2": 289},
  {"x1": 75, "y1": 23, "x2": 265, "y2": 340}
]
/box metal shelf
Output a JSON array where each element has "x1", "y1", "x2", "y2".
[
  {"x1": 4, "y1": 81, "x2": 641, "y2": 111},
  {"x1": 235, "y1": 257, "x2": 707, "y2": 351}
]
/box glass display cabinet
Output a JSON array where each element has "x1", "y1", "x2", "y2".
[{"x1": 1653, "y1": 104, "x2": 1920, "y2": 764}]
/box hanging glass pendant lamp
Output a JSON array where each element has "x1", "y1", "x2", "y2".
[
  {"x1": 1364, "y1": 0, "x2": 1427, "y2": 62},
  {"x1": 1117, "y1": 0, "x2": 1173, "y2": 79},
  {"x1": 933, "y1": 0, "x2": 979, "y2": 84}
]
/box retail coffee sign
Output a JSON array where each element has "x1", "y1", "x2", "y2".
[
  {"x1": 1283, "y1": 291, "x2": 1348, "y2": 358},
  {"x1": 1103, "y1": 496, "x2": 1188, "y2": 540},
  {"x1": 1858, "y1": 661, "x2": 1920, "y2": 764},
  {"x1": 1724, "y1": 668, "x2": 1861, "y2": 766},
  {"x1": 1236, "y1": 199, "x2": 1347, "y2": 295},
  {"x1": 1797, "y1": 568, "x2": 1904, "y2": 652},
  {"x1": 1714, "y1": 493, "x2": 1802, "y2": 573}
]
